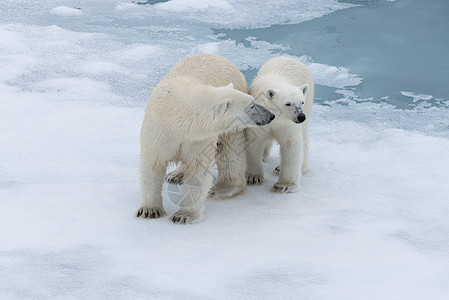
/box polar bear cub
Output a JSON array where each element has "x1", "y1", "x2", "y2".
[
  {"x1": 138, "y1": 68, "x2": 274, "y2": 224},
  {"x1": 247, "y1": 56, "x2": 314, "y2": 193}
]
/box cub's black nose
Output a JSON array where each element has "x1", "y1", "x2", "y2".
[
  {"x1": 296, "y1": 113, "x2": 306, "y2": 124},
  {"x1": 270, "y1": 113, "x2": 275, "y2": 121}
]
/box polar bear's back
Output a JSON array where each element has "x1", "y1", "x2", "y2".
[
  {"x1": 256, "y1": 56, "x2": 313, "y2": 89},
  {"x1": 164, "y1": 54, "x2": 248, "y2": 93}
]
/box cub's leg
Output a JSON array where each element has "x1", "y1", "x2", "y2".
[
  {"x1": 274, "y1": 124, "x2": 310, "y2": 176},
  {"x1": 263, "y1": 140, "x2": 273, "y2": 162},
  {"x1": 209, "y1": 130, "x2": 246, "y2": 199},
  {"x1": 246, "y1": 127, "x2": 267, "y2": 185},
  {"x1": 273, "y1": 140, "x2": 303, "y2": 194},
  {"x1": 301, "y1": 122, "x2": 310, "y2": 174}
]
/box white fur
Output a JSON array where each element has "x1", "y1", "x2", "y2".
[
  {"x1": 163, "y1": 54, "x2": 250, "y2": 200},
  {"x1": 247, "y1": 56, "x2": 314, "y2": 193},
  {"x1": 163, "y1": 54, "x2": 248, "y2": 93},
  {"x1": 139, "y1": 55, "x2": 257, "y2": 224}
]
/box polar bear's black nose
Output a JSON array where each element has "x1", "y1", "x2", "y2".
[
  {"x1": 270, "y1": 113, "x2": 275, "y2": 121},
  {"x1": 296, "y1": 113, "x2": 306, "y2": 124}
]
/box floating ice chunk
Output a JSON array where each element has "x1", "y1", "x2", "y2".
[
  {"x1": 307, "y1": 61, "x2": 362, "y2": 88},
  {"x1": 400, "y1": 91, "x2": 433, "y2": 102},
  {"x1": 156, "y1": 0, "x2": 234, "y2": 12},
  {"x1": 245, "y1": 36, "x2": 290, "y2": 52},
  {"x1": 194, "y1": 42, "x2": 222, "y2": 54},
  {"x1": 192, "y1": 38, "x2": 288, "y2": 71},
  {"x1": 50, "y1": 6, "x2": 84, "y2": 17},
  {"x1": 335, "y1": 89, "x2": 358, "y2": 99}
]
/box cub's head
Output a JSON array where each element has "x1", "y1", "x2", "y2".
[
  {"x1": 261, "y1": 83, "x2": 309, "y2": 124},
  {"x1": 214, "y1": 83, "x2": 275, "y2": 130}
]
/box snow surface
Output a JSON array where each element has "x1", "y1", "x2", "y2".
[
  {"x1": 1, "y1": 0, "x2": 449, "y2": 299},
  {"x1": 50, "y1": 6, "x2": 84, "y2": 17}
]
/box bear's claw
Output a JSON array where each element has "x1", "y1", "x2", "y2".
[
  {"x1": 165, "y1": 171, "x2": 184, "y2": 184},
  {"x1": 136, "y1": 207, "x2": 166, "y2": 219},
  {"x1": 274, "y1": 166, "x2": 308, "y2": 175},
  {"x1": 172, "y1": 215, "x2": 188, "y2": 224},
  {"x1": 208, "y1": 184, "x2": 244, "y2": 199},
  {"x1": 171, "y1": 211, "x2": 198, "y2": 224},
  {"x1": 247, "y1": 175, "x2": 264, "y2": 185},
  {"x1": 272, "y1": 182, "x2": 298, "y2": 193}
]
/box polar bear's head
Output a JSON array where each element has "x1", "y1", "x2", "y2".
[
  {"x1": 260, "y1": 83, "x2": 309, "y2": 124},
  {"x1": 214, "y1": 83, "x2": 275, "y2": 130}
]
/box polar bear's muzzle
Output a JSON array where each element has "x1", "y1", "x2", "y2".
[
  {"x1": 294, "y1": 111, "x2": 306, "y2": 124},
  {"x1": 257, "y1": 112, "x2": 275, "y2": 126},
  {"x1": 245, "y1": 102, "x2": 275, "y2": 126}
]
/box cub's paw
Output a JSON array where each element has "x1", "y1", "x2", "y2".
[
  {"x1": 171, "y1": 210, "x2": 202, "y2": 224},
  {"x1": 274, "y1": 166, "x2": 308, "y2": 175},
  {"x1": 247, "y1": 175, "x2": 264, "y2": 185},
  {"x1": 136, "y1": 207, "x2": 166, "y2": 219},
  {"x1": 165, "y1": 171, "x2": 184, "y2": 184},
  {"x1": 208, "y1": 184, "x2": 245, "y2": 199},
  {"x1": 272, "y1": 182, "x2": 298, "y2": 194}
]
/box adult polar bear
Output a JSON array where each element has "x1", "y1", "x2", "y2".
[
  {"x1": 138, "y1": 54, "x2": 274, "y2": 224},
  {"x1": 163, "y1": 54, "x2": 250, "y2": 199},
  {"x1": 247, "y1": 56, "x2": 314, "y2": 193}
]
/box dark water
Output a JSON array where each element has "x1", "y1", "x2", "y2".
[{"x1": 215, "y1": 0, "x2": 449, "y2": 108}]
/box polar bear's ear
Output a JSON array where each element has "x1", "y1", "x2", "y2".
[
  {"x1": 226, "y1": 82, "x2": 234, "y2": 89},
  {"x1": 267, "y1": 89, "x2": 276, "y2": 100},
  {"x1": 299, "y1": 84, "x2": 309, "y2": 96},
  {"x1": 214, "y1": 99, "x2": 231, "y2": 115}
]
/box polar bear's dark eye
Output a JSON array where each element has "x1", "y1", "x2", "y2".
[
  {"x1": 301, "y1": 101, "x2": 305, "y2": 105},
  {"x1": 250, "y1": 103, "x2": 255, "y2": 109},
  {"x1": 285, "y1": 102, "x2": 291, "y2": 106}
]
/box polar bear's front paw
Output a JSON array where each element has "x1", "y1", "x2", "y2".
[
  {"x1": 247, "y1": 175, "x2": 264, "y2": 185},
  {"x1": 171, "y1": 210, "x2": 202, "y2": 224},
  {"x1": 272, "y1": 182, "x2": 298, "y2": 194},
  {"x1": 136, "y1": 207, "x2": 166, "y2": 219},
  {"x1": 165, "y1": 171, "x2": 184, "y2": 184},
  {"x1": 274, "y1": 166, "x2": 308, "y2": 175},
  {"x1": 208, "y1": 184, "x2": 245, "y2": 199}
]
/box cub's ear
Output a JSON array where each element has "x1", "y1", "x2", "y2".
[
  {"x1": 267, "y1": 89, "x2": 276, "y2": 100},
  {"x1": 214, "y1": 99, "x2": 231, "y2": 115},
  {"x1": 299, "y1": 84, "x2": 309, "y2": 96},
  {"x1": 226, "y1": 82, "x2": 234, "y2": 89}
]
